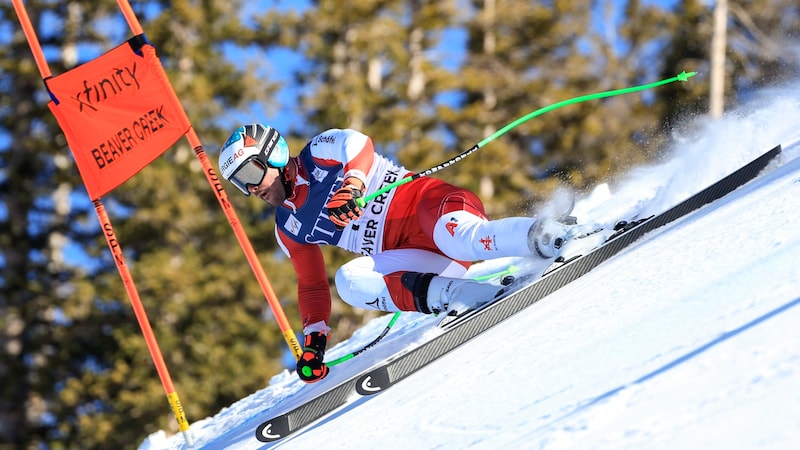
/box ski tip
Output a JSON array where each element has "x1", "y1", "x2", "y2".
[{"x1": 255, "y1": 415, "x2": 290, "y2": 442}]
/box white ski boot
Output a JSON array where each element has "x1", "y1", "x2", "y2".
[
  {"x1": 401, "y1": 272, "x2": 502, "y2": 314},
  {"x1": 528, "y1": 217, "x2": 608, "y2": 259},
  {"x1": 528, "y1": 217, "x2": 577, "y2": 258}
]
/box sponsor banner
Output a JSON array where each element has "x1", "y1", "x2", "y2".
[{"x1": 46, "y1": 36, "x2": 191, "y2": 199}]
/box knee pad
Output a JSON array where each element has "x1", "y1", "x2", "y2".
[{"x1": 335, "y1": 260, "x2": 399, "y2": 311}]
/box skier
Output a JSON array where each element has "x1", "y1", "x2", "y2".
[{"x1": 219, "y1": 124, "x2": 584, "y2": 383}]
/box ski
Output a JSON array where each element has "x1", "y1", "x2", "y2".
[
  {"x1": 254, "y1": 144, "x2": 780, "y2": 443},
  {"x1": 434, "y1": 227, "x2": 610, "y2": 327},
  {"x1": 437, "y1": 215, "x2": 655, "y2": 328},
  {"x1": 541, "y1": 215, "x2": 654, "y2": 276}
]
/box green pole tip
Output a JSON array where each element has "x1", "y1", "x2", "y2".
[{"x1": 677, "y1": 71, "x2": 697, "y2": 82}]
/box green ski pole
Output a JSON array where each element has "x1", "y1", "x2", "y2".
[
  {"x1": 326, "y1": 264, "x2": 520, "y2": 367},
  {"x1": 357, "y1": 71, "x2": 697, "y2": 208}
]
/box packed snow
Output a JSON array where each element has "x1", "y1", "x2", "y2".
[{"x1": 140, "y1": 81, "x2": 800, "y2": 449}]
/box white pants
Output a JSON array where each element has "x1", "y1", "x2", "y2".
[{"x1": 336, "y1": 212, "x2": 535, "y2": 311}]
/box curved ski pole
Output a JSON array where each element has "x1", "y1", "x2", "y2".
[
  {"x1": 326, "y1": 264, "x2": 519, "y2": 367},
  {"x1": 326, "y1": 313, "x2": 401, "y2": 366},
  {"x1": 472, "y1": 263, "x2": 519, "y2": 282},
  {"x1": 357, "y1": 71, "x2": 697, "y2": 208}
]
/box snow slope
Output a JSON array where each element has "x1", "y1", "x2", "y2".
[{"x1": 140, "y1": 81, "x2": 800, "y2": 450}]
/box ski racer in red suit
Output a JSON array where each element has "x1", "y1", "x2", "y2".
[{"x1": 219, "y1": 124, "x2": 580, "y2": 383}]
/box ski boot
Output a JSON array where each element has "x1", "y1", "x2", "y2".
[
  {"x1": 401, "y1": 272, "x2": 503, "y2": 315},
  {"x1": 528, "y1": 216, "x2": 585, "y2": 258}
]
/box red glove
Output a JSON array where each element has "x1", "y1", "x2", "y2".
[{"x1": 326, "y1": 177, "x2": 365, "y2": 230}]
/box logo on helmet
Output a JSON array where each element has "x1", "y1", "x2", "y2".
[
  {"x1": 265, "y1": 129, "x2": 279, "y2": 153},
  {"x1": 219, "y1": 147, "x2": 245, "y2": 174}
]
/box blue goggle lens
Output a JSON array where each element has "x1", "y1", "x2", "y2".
[{"x1": 265, "y1": 136, "x2": 290, "y2": 168}]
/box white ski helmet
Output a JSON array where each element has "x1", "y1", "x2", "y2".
[{"x1": 219, "y1": 124, "x2": 290, "y2": 196}]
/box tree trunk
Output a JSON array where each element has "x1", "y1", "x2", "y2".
[{"x1": 709, "y1": 0, "x2": 728, "y2": 118}]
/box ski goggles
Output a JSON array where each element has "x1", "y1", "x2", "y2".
[
  {"x1": 221, "y1": 124, "x2": 290, "y2": 195},
  {"x1": 229, "y1": 156, "x2": 270, "y2": 195}
]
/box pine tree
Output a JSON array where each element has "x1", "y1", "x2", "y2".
[
  {"x1": 1, "y1": 1, "x2": 123, "y2": 446},
  {"x1": 446, "y1": 0, "x2": 682, "y2": 216},
  {"x1": 449, "y1": 0, "x2": 610, "y2": 214},
  {"x1": 657, "y1": 0, "x2": 800, "y2": 125},
  {"x1": 2, "y1": 0, "x2": 293, "y2": 447}
]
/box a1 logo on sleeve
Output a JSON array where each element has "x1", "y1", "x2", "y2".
[
  {"x1": 311, "y1": 166, "x2": 329, "y2": 182},
  {"x1": 284, "y1": 214, "x2": 302, "y2": 236}
]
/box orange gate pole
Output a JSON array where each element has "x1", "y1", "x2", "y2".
[
  {"x1": 93, "y1": 201, "x2": 190, "y2": 434},
  {"x1": 116, "y1": 0, "x2": 302, "y2": 359},
  {"x1": 11, "y1": 0, "x2": 192, "y2": 441}
]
